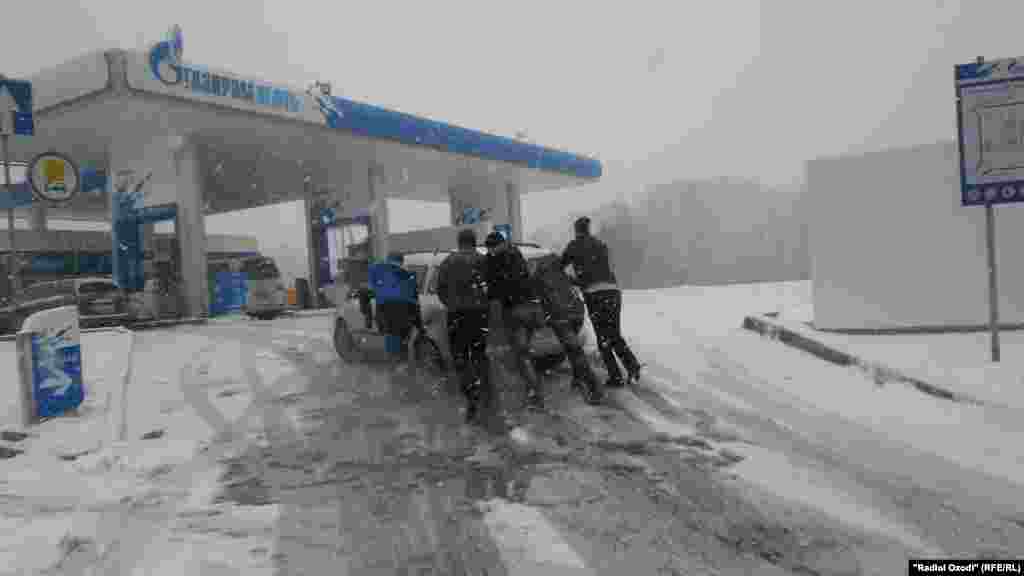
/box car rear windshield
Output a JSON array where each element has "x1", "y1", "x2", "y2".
[
  {"x1": 242, "y1": 258, "x2": 280, "y2": 280},
  {"x1": 78, "y1": 281, "x2": 118, "y2": 296}
]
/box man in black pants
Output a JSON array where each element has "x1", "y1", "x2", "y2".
[
  {"x1": 436, "y1": 229, "x2": 491, "y2": 424},
  {"x1": 533, "y1": 254, "x2": 604, "y2": 405},
  {"x1": 484, "y1": 232, "x2": 545, "y2": 410},
  {"x1": 561, "y1": 217, "x2": 642, "y2": 388}
]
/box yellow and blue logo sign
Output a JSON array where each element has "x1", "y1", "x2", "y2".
[
  {"x1": 42, "y1": 157, "x2": 67, "y2": 195},
  {"x1": 27, "y1": 151, "x2": 79, "y2": 204},
  {"x1": 148, "y1": 25, "x2": 302, "y2": 113}
]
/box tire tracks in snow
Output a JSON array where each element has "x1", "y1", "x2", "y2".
[{"x1": 641, "y1": 317, "x2": 1024, "y2": 559}]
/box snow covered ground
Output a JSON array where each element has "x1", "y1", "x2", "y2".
[
  {"x1": 3, "y1": 282, "x2": 1021, "y2": 571},
  {"x1": 771, "y1": 299, "x2": 1024, "y2": 411},
  {"x1": 0, "y1": 327, "x2": 301, "y2": 574},
  {"x1": 620, "y1": 280, "x2": 1024, "y2": 506}
]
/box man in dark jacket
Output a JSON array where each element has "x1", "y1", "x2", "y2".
[
  {"x1": 436, "y1": 229, "x2": 491, "y2": 424},
  {"x1": 533, "y1": 254, "x2": 604, "y2": 405},
  {"x1": 561, "y1": 217, "x2": 642, "y2": 387},
  {"x1": 368, "y1": 252, "x2": 421, "y2": 373},
  {"x1": 484, "y1": 231, "x2": 544, "y2": 410}
]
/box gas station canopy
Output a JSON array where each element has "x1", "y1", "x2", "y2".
[
  {"x1": 2, "y1": 32, "x2": 603, "y2": 318},
  {"x1": 4, "y1": 44, "x2": 602, "y2": 220}
]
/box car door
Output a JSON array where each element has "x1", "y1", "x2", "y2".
[
  {"x1": 338, "y1": 282, "x2": 369, "y2": 332},
  {"x1": 419, "y1": 263, "x2": 451, "y2": 359}
]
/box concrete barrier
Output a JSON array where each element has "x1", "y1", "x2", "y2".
[{"x1": 742, "y1": 314, "x2": 977, "y2": 405}]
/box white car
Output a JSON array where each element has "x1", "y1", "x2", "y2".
[{"x1": 332, "y1": 244, "x2": 597, "y2": 375}]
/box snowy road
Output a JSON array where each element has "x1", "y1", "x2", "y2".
[
  {"x1": 148, "y1": 314, "x2": 1017, "y2": 574},
  {"x1": 9, "y1": 306, "x2": 1019, "y2": 574}
]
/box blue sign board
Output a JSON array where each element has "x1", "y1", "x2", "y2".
[
  {"x1": 0, "y1": 77, "x2": 33, "y2": 136},
  {"x1": 0, "y1": 181, "x2": 33, "y2": 210},
  {"x1": 18, "y1": 307, "x2": 85, "y2": 421},
  {"x1": 78, "y1": 253, "x2": 113, "y2": 275},
  {"x1": 31, "y1": 334, "x2": 84, "y2": 418},
  {"x1": 956, "y1": 56, "x2": 1024, "y2": 205},
  {"x1": 210, "y1": 271, "x2": 248, "y2": 315}
]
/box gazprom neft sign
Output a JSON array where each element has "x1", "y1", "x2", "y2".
[
  {"x1": 173, "y1": 65, "x2": 301, "y2": 113},
  {"x1": 146, "y1": 25, "x2": 302, "y2": 114}
]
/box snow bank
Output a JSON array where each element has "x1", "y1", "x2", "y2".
[
  {"x1": 0, "y1": 326, "x2": 302, "y2": 574},
  {"x1": 626, "y1": 280, "x2": 811, "y2": 339},
  {"x1": 775, "y1": 311, "x2": 1024, "y2": 412},
  {"x1": 621, "y1": 281, "x2": 1024, "y2": 489},
  {"x1": 724, "y1": 331, "x2": 1024, "y2": 487}
]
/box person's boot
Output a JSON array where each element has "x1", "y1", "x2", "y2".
[
  {"x1": 462, "y1": 376, "x2": 479, "y2": 424},
  {"x1": 524, "y1": 379, "x2": 545, "y2": 411},
  {"x1": 568, "y1": 350, "x2": 593, "y2": 395},
  {"x1": 584, "y1": 371, "x2": 605, "y2": 405},
  {"x1": 626, "y1": 363, "x2": 644, "y2": 386},
  {"x1": 516, "y1": 354, "x2": 544, "y2": 411},
  {"x1": 605, "y1": 374, "x2": 625, "y2": 389}
]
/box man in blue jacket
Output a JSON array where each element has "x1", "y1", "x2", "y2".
[{"x1": 369, "y1": 251, "x2": 421, "y2": 372}]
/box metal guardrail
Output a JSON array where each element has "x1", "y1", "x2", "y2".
[{"x1": 0, "y1": 316, "x2": 208, "y2": 341}]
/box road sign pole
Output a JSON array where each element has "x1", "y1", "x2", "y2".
[
  {"x1": 974, "y1": 55, "x2": 1002, "y2": 363},
  {"x1": 1, "y1": 134, "x2": 18, "y2": 298},
  {"x1": 985, "y1": 201, "x2": 1001, "y2": 362}
]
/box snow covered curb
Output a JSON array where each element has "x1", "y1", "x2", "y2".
[{"x1": 742, "y1": 314, "x2": 986, "y2": 406}]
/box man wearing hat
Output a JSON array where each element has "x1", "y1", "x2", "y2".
[
  {"x1": 561, "y1": 216, "x2": 642, "y2": 388},
  {"x1": 484, "y1": 231, "x2": 545, "y2": 410}
]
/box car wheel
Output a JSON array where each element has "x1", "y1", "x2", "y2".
[
  {"x1": 334, "y1": 318, "x2": 358, "y2": 362},
  {"x1": 413, "y1": 333, "x2": 446, "y2": 378}
]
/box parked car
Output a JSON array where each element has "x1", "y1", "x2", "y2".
[
  {"x1": 0, "y1": 276, "x2": 135, "y2": 333},
  {"x1": 127, "y1": 277, "x2": 173, "y2": 322},
  {"x1": 240, "y1": 256, "x2": 288, "y2": 320},
  {"x1": 331, "y1": 244, "x2": 597, "y2": 376}
]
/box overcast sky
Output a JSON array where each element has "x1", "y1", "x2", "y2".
[{"x1": 5, "y1": 0, "x2": 1022, "y2": 279}]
